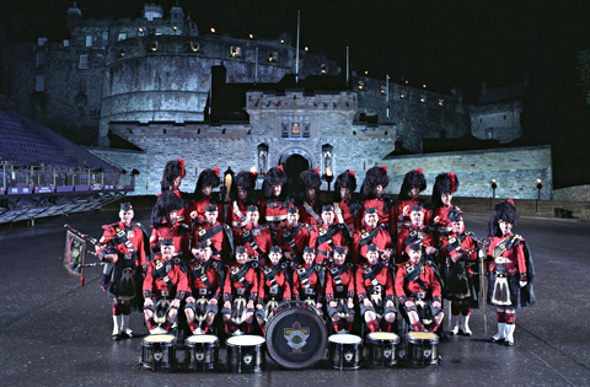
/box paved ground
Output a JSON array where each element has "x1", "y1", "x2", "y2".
[{"x1": 1, "y1": 204, "x2": 589, "y2": 386}]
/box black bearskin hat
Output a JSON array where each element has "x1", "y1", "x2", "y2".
[
  {"x1": 361, "y1": 166, "x2": 389, "y2": 197},
  {"x1": 335, "y1": 170, "x2": 357, "y2": 193},
  {"x1": 488, "y1": 199, "x2": 519, "y2": 237},
  {"x1": 151, "y1": 190, "x2": 184, "y2": 227},
  {"x1": 298, "y1": 168, "x2": 322, "y2": 190},
  {"x1": 229, "y1": 170, "x2": 258, "y2": 201},
  {"x1": 397, "y1": 168, "x2": 427, "y2": 200},
  {"x1": 194, "y1": 168, "x2": 221, "y2": 195},
  {"x1": 262, "y1": 165, "x2": 287, "y2": 199},
  {"x1": 431, "y1": 172, "x2": 459, "y2": 207},
  {"x1": 160, "y1": 158, "x2": 186, "y2": 192}
]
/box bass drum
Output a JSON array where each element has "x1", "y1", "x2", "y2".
[{"x1": 265, "y1": 301, "x2": 328, "y2": 369}]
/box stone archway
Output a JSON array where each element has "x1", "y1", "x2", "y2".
[{"x1": 283, "y1": 154, "x2": 309, "y2": 195}]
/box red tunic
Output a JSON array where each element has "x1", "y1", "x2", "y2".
[
  {"x1": 187, "y1": 259, "x2": 224, "y2": 300},
  {"x1": 97, "y1": 221, "x2": 147, "y2": 267},
  {"x1": 234, "y1": 224, "x2": 272, "y2": 264},
  {"x1": 276, "y1": 222, "x2": 311, "y2": 262},
  {"x1": 298, "y1": 199, "x2": 322, "y2": 226},
  {"x1": 308, "y1": 223, "x2": 350, "y2": 265},
  {"x1": 325, "y1": 264, "x2": 355, "y2": 302},
  {"x1": 226, "y1": 199, "x2": 249, "y2": 232},
  {"x1": 186, "y1": 196, "x2": 223, "y2": 226},
  {"x1": 355, "y1": 263, "x2": 394, "y2": 303},
  {"x1": 193, "y1": 221, "x2": 229, "y2": 261},
  {"x1": 292, "y1": 264, "x2": 325, "y2": 301},
  {"x1": 357, "y1": 197, "x2": 395, "y2": 231},
  {"x1": 486, "y1": 233, "x2": 527, "y2": 279},
  {"x1": 258, "y1": 264, "x2": 292, "y2": 302},
  {"x1": 333, "y1": 200, "x2": 358, "y2": 235},
  {"x1": 223, "y1": 262, "x2": 259, "y2": 302},
  {"x1": 352, "y1": 224, "x2": 393, "y2": 264},
  {"x1": 395, "y1": 260, "x2": 442, "y2": 303},
  {"x1": 143, "y1": 255, "x2": 189, "y2": 299},
  {"x1": 393, "y1": 198, "x2": 431, "y2": 231},
  {"x1": 149, "y1": 222, "x2": 191, "y2": 262},
  {"x1": 396, "y1": 225, "x2": 436, "y2": 263}
]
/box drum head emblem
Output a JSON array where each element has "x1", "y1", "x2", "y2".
[
  {"x1": 424, "y1": 349, "x2": 432, "y2": 359},
  {"x1": 196, "y1": 351, "x2": 204, "y2": 361},
  {"x1": 154, "y1": 351, "x2": 163, "y2": 361},
  {"x1": 283, "y1": 322, "x2": 310, "y2": 352},
  {"x1": 344, "y1": 351, "x2": 354, "y2": 362},
  {"x1": 384, "y1": 349, "x2": 392, "y2": 358},
  {"x1": 243, "y1": 354, "x2": 253, "y2": 364}
]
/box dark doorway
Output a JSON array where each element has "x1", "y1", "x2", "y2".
[{"x1": 283, "y1": 154, "x2": 309, "y2": 196}]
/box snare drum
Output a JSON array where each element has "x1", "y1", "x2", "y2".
[
  {"x1": 140, "y1": 334, "x2": 176, "y2": 371},
  {"x1": 327, "y1": 334, "x2": 363, "y2": 370},
  {"x1": 365, "y1": 331, "x2": 400, "y2": 367},
  {"x1": 265, "y1": 301, "x2": 328, "y2": 370},
  {"x1": 406, "y1": 331, "x2": 440, "y2": 366},
  {"x1": 184, "y1": 334, "x2": 219, "y2": 371},
  {"x1": 226, "y1": 335, "x2": 266, "y2": 373}
]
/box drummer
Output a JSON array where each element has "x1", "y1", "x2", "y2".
[
  {"x1": 292, "y1": 247, "x2": 325, "y2": 314},
  {"x1": 221, "y1": 246, "x2": 259, "y2": 336},
  {"x1": 356, "y1": 244, "x2": 397, "y2": 333},
  {"x1": 395, "y1": 235, "x2": 444, "y2": 333},
  {"x1": 325, "y1": 246, "x2": 356, "y2": 334},
  {"x1": 256, "y1": 246, "x2": 292, "y2": 333},
  {"x1": 184, "y1": 242, "x2": 225, "y2": 335}
]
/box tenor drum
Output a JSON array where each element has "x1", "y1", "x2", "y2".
[
  {"x1": 265, "y1": 301, "x2": 328, "y2": 369},
  {"x1": 140, "y1": 334, "x2": 176, "y2": 371},
  {"x1": 327, "y1": 334, "x2": 363, "y2": 370},
  {"x1": 226, "y1": 335, "x2": 266, "y2": 373},
  {"x1": 406, "y1": 331, "x2": 440, "y2": 366},
  {"x1": 365, "y1": 331, "x2": 400, "y2": 367},
  {"x1": 184, "y1": 334, "x2": 219, "y2": 371}
]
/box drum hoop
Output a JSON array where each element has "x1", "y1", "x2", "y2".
[
  {"x1": 367, "y1": 331, "x2": 399, "y2": 344},
  {"x1": 143, "y1": 334, "x2": 176, "y2": 344},
  {"x1": 185, "y1": 334, "x2": 219, "y2": 345},
  {"x1": 227, "y1": 334, "x2": 266, "y2": 346},
  {"x1": 407, "y1": 331, "x2": 439, "y2": 344},
  {"x1": 328, "y1": 333, "x2": 362, "y2": 345}
]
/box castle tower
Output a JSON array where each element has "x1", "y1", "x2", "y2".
[{"x1": 66, "y1": 2, "x2": 82, "y2": 31}]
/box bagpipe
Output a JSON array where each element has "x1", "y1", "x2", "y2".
[{"x1": 62, "y1": 223, "x2": 104, "y2": 287}]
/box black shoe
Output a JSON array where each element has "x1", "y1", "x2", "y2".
[
  {"x1": 119, "y1": 332, "x2": 133, "y2": 340},
  {"x1": 504, "y1": 339, "x2": 514, "y2": 346},
  {"x1": 489, "y1": 336, "x2": 503, "y2": 343},
  {"x1": 112, "y1": 333, "x2": 121, "y2": 341}
]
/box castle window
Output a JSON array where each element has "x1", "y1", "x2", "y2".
[
  {"x1": 85, "y1": 35, "x2": 93, "y2": 47},
  {"x1": 118, "y1": 32, "x2": 127, "y2": 41},
  {"x1": 230, "y1": 46, "x2": 241, "y2": 58},
  {"x1": 438, "y1": 98, "x2": 444, "y2": 106},
  {"x1": 281, "y1": 123, "x2": 289, "y2": 138},
  {"x1": 102, "y1": 31, "x2": 109, "y2": 43},
  {"x1": 268, "y1": 52, "x2": 278, "y2": 62},
  {"x1": 420, "y1": 94, "x2": 427, "y2": 103},
  {"x1": 35, "y1": 75, "x2": 45, "y2": 92},
  {"x1": 303, "y1": 123, "x2": 310, "y2": 138},
  {"x1": 358, "y1": 81, "x2": 365, "y2": 90},
  {"x1": 257, "y1": 144, "x2": 269, "y2": 175},
  {"x1": 380, "y1": 86, "x2": 387, "y2": 95},
  {"x1": 321, "y1": 64, "x2": 328, "y2": 75},
  {"x1": 78, "y1": 54, "x2": 89, "y2": 69},
  {"x1": 400, "y1": 90, "x2": 407, "y2": 99},
  {"x1": 291, "y1": 123, "x2": 301, "y2": 136},
  {"x1": 36, "y1": 52, "x2": 45, "y2": 67},
  {"x1": 322, "y1": 144, "x2": 333, "y2": 178}
]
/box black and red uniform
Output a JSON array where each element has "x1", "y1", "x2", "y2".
[
  {"x1": 396, "y1": 225, "x2": 436, "y2": 264},
  {"x1": 222, "y1": 261, "x2": 259, "y2": 334},
  {"x1": 292, "y1": 262, "x2": 325, "y2": 306},
  {"x1": 298, "y1": 198, "x2": 323, "y2": 227},
  {"x1": 352, "y1": 223, "x2": 393, "y2": 264},
  {"x1": 234, "y1": 223, "x2": 272, "y2": 266},
  {"x1": 325, "y1": 262, "x2": 356, "y2": 332},
  {"x1": 276, "y1": 221, "x2": 311, "y2": 265},
  {"x1": 142, "y1": 254, "x2": 189, "y2": 331},
  {"x1": 186, "y1": 258, "x2": 225, "y2": 333},
  {"x1": 308, "y1": 223, "x2": 350, "y2": 265},
  {"x1": 256, "y1": 262, "x2": 292, "y2": 330},
  {"x1": 357, "y1": 197, "x2": 395, "y2": 231},
  {"x1": 227, "y1": 198, "x2": 250, "y2": 232},
  {"x1": 149, "y1": 221, "x2": 191, "y2": 264},
  {"x1": 440, "y1": 230, "x2": 479, "y2": 304},
  {"x1": 393, "y1": 197, "x2": 431, "y2": 233},
  {"x1": 356, "y1": 261, "x2": 396, "y2": 332},
  {"x1": 193, "y1": 221, "x2": 232, "y2": 262},
  {"x1": 259, "y1": 197, "x2": 289, "y2": 242},
  {"x1": 333, "y1": 199, "x2": 360, "y2": 235},
  {"x1": 186, "y1": 196, "x2": 223, "y2": 227},
  {"x1": 486, "y1": 233, "x2": 528, "y2": 308}
]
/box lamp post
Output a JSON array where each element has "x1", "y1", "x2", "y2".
[
  {"x1": 490, "y1": 179, "x2": 497, "y2": 209},
  {"x1": 536, "y1": 178, "x2": 543, "y2": 212},
  {"x1": 323, "y1": 167, "x2": 333, "y2": 192}
]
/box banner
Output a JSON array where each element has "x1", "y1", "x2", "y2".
[{"x1": 64, "y1": 229, "x2": 87, "y2": 287}]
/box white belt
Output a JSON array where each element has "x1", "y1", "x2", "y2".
[{"x1": 494, "y1": 257, "x2": 512, "y2": 264}]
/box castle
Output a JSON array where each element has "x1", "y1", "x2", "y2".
[{"x1": 1, "y1": 2, "x2": 536, "y2": 198}]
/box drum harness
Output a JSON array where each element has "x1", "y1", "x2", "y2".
[
  {"x1": 316, "y1": 224, "x2": 350, "y2": 260},
  {"x1": 240, "y1": 226, "x2": 266, "y2": 256},
  {"x1": 302, "y1": 201, "x2": 323, "y2": 225}
]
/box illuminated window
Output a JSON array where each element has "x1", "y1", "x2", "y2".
[
  {"x1": 149, "y1": 41, "x2": 158, "y2": 52},
  {"x1": 420, "y1": 94, "x2": 427, "y2": 103},
  {"x1": 322, "y1": 144, "x2": 333, "y2": 178},
  {"x1": 189, "y1": 41, "x2": 199, "y2": 52},
  {"x1": 438, "y1": 98, "x2": 444, "y2": 106},
  {"x1": 380, "y1": 86, "x2": 387, "y2": 95},
  {"x1": 268, "y1": 52, "x2": 278, "y2": 62},
  {"x1": 291, "y1": 123, "x2": 301, "y2": 136},
  {"x1": 118, "y1": 32, "x2": 127, "y2": 41},
  {"x1": 85, "y1": 35, "x2": 93, "y2": 47},
  {"x1": 230, "y1": 46, "x2": 241, "y2": 58},
  {"x1": 400, "y1": 90, "x2": 407, "y2": 99},
  {"x1": 321, "y1": 64, "x2": 328, "y2": 74},
  {"x1": 257, "y1": 144, "x2": 269, "y2": 175},
  {"x1": 358, "y1": 81, "x2": 365, "y2": 90}
]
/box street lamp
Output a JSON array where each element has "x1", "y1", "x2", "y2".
[
  {"x1": 536, "y1": 178, "x2": 543, "y2": 212},
  {"x1": 491, "y1": 179, "x2": 497, "y2": 199}
]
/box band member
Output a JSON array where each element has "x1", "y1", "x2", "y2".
[
  {"x1": 149, "y1": 190, "x2": 191, "y2": 265},
  {"x1": 308, "y1": 205, "x2": 351, "y2": 265},
  {"x1": 234, "y1": 205, "x2": 272, "y2": 266},
  {"x1": 184, "y1": 242, "x2": 225, "y2": 335},
  {"x1": 439, "y1": 207, "x2": 478, "y2": 336},
  {"x1": 292, "y1": 247, "x2": 325, "y2": 313},
  {"x1": 143, "y1": 239, "x2": 189, "y2": 334},
  {"x1": 395, "y1": 235, "x2": 444, "y2": 333},
  {"x1": 222, "y1": 246, "x2": 259, "y2": 336},
  {"x1": 193, "y1": 204, "x2": 233, "y2": 263},
  {"x1": 352, "y1": 207, "x2": 393, "y2": 264},
  {"x1": 333, "y1": 169, "x2": 361, "y2": 235},
  {"x1": 276, "y1": 206, "x2": 311, "y2": 266},
  {"x1": 159, "y1": 158, "x2": 189, "y2": 222},
  {"x1": 486, "y1": 199, "x2": 535, "y2": 346},
  {"x1": 356, "y1": 244, "x2": 396, "y2": 332},
  {"x1": 325, "y1": 246, "x2": 356, "y2": 333},
  {"x1": 256, "y1": 246, "x2": 292, "y2": 333},
  {"x1": 296, "y1": 168, "x2": 323, "y2": 226},
  {"x1": 396, "y1": 204, "x2": 437, "y2": 263},
  {"x1": 226, "y1": 170, "x2": 258, "y2": 233},
  {"x1": 393, "y1": 168, "x2": 431, "y2": 233},
  {"x1": 430, "y1": 172, "x2": 459, "y2": 241},
  {"x1": 358, "y1": 165, "x2": 395, "y2": 231},
  {"x1": 96, "y1": 202, "x2": 148, "y2": 340},
  {"x1": 259, "y1": 166, "x2": 289, "y2": 242},
  {"x1": 187, "y1": 168, "x2": 223, "y2": 226}
]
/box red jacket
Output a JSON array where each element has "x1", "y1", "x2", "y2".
[
  {"x1": 395, "y1": 259, "x2": 442, "y2": 303},
  {"x1": 97, "y1": 221, "x2": 147, "y2": 267},
  {"x1": 143, "y1": 255, "x2": 189, "y2": 299}
]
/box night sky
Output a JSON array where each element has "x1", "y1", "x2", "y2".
[{"x1": 2, "y1": 0, "x2": 590, "y2": 187}]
